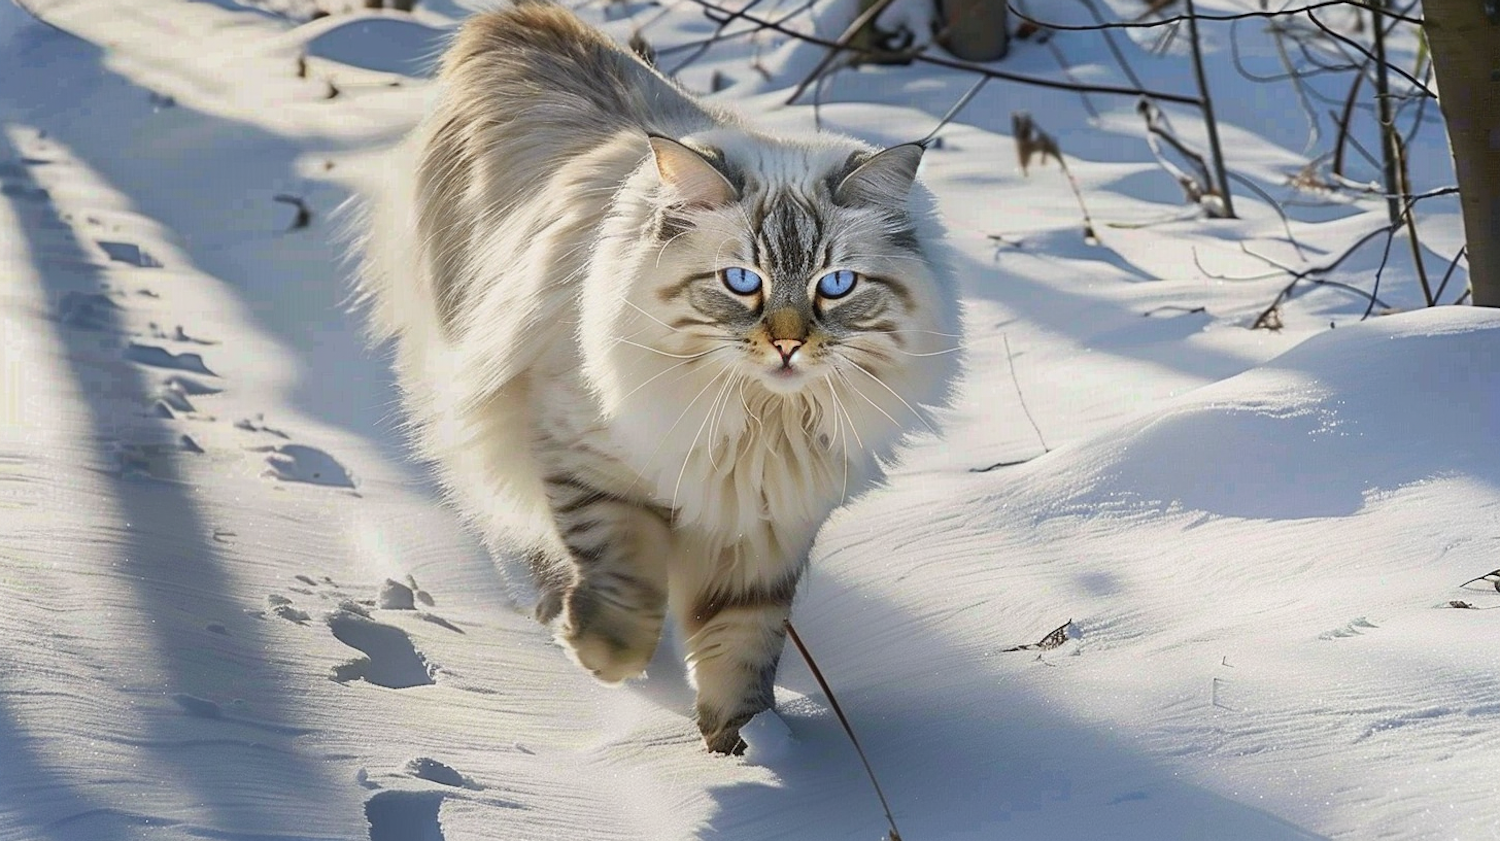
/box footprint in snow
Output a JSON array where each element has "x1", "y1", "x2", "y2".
[
  {"x1": 148, "y1": 322, "x2": 217, "y2": 345},
  {"x1": 260, "y1": 577, "x2": 451, "y2": 690},
  {"x1": 151, "y1": 387, "x2": 194, "y2": 418},
  {"x1": 365, "y1": 790, "x2": 446, "y2": 841},
  {"x1": 124, "y1": 342, "x2": 215, "y2": 376},
  {"x1": 257, "y1": 444, "x2": 355, "y2": 488},
  {"x1": 378, "y1": 576, "x2": 436, "y2": 610},
  {"x1": 328, "y1": 608, "x2": 435, "y2": 689},
  {"x1": 167, "y1": 693, "x2": 313, "y2": 736},
  {"x1": 0, "y1": 159, "x2": 49, "y2": 201},
  {"x1": 163, "y1": 374, "x2": 220, "y2": 396},
  {"x1": 151, "y1": 378, "x2": 216, "y2": 421},
  {"x1": 55, "y1": 291, "x2": 123, "y2": 331},
  {"x1": 266, "y1": 594, "x2": 311, "y2": 624},
  {"x1": 1318, "y1": 617, "x2": 1378, "y2": 640},
  {"x1": 114, "y1": 435, "x2": 205, "y2": 480},
  {"x1": 235, "y1": 414, "x2": 291, "y2": 439},
  {"x1": 406, "y1": 758, "x2": 480, "y2": 790},
  {"x1": 379, "y1": 577, "x2": 462, "y2": 635},
  {"x1": 96, "y1": 240, "x2": 162, "y2": 268}
]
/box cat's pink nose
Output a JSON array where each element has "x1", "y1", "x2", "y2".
[{"x1": 772, "y1": 338, "x2": 803, "y2": 365}]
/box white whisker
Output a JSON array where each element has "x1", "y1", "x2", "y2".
[
  {"x1": 841, "y1": 357, "x2": 937, "y2": 434},
  {"x1": 625, "y1": 364, "x2": 733, "y2": 499},
  {"x1": 673, "y1": 368, "x2": 736, "y2": 511},
  {"x1": 840, "y1": 355, "x2": 930, "y2": 431},
  {"x1": 881, "y1": 346, "x2": 966, "y2": 358},
  {"x1": 614, "y1": 346, "x2": 729, "y2": 406},
  {"x1": 833, "y1": 365, "x2": 903, "y2": 432},
  {"x1": 611, "y1": 336, "x2": 719, "y2": 359}
]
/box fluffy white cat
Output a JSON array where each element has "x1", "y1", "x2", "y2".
[{"x1": 356, "y1": 1, "x2": 961, "y2": 753}]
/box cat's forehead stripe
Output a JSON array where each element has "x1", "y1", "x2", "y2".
[{"x1": 755, "y1": 191, "x2": 822, "y2": 284}]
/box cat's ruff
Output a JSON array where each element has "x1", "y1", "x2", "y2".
[{"x1": 354, "y1": 1, "x2": 961, "y2": 754}]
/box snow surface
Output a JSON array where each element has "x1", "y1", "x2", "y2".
[{"x1": 1, "y1": 0, "x2": 1495, "y2": 839}]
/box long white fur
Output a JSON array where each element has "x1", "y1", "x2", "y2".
[{"x1": 353, "y1": 2, "x2": 962, "y2": 748}]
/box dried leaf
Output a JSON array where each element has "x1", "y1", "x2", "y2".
[
  {"x1": 1459, "y1": 567, "x2": 1500, "y2": 591},
  {"x1": 273, "y1": 195, "x2": 312, "y2": 231},
  {"x1": 1449, "y1": 600, "x2": 1475, "y2": 609},
  {"x1": 1012, "y1": 112, "x2": 1061, "y2": 176},
  {"x1": 1001, "y1": 618, "x2": 1074, "y2": 652},
  {"x1": 1036, "y1": 619, "x2": 1072, "y2": 650},
  {"x1": 628, "y1": 30, "x2": 656, "y2": 67},
  {"x1": 1253, "y1": 305, "x2": 1283, "y2": 331}
]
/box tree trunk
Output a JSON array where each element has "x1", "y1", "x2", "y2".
[
  {"x1": 1422, "y1": 0, "x2": 1500, "y2": 306},
  {"x1": 936, "y1": 0, "x2": 1009, "y2": 62}
]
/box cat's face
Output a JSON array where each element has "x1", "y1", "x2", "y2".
[{"x1": 641, "y1": 137, "x2": 946, "y2": 399}]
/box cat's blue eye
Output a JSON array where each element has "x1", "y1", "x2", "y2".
[
  {"x1": 816, "y1": 269, "x2": 858, "y2": 299},
  {"x1": 721, "y1": 266, "x2": 763, "y2": 295}
]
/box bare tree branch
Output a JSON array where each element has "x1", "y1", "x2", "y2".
[
  {"x1": 678, "y1": 0, "x2": 1205, "y2": 106},
  {"x1": 1433, "y1": 245, "x2": 1467, "y2": 304},
  {"x1": 786, "y1": 0, "x2": 907, "y2": 104},
  {"x1": 1006, "y1": 0, "x2": 1423, "y2": 32}
]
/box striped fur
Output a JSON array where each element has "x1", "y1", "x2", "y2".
[{"x1": 354, "y1": 2, "x2": 961, "y2": 753}]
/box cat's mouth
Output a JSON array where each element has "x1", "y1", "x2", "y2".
[{"x1": 756, "y1": 359, "x2": 812, "y2": 394}]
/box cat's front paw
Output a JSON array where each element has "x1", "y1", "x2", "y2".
[
  {"x1": 697, "y1": 708, "x2": 756, "y2": 756},
  {"x1": 559, "y1": 582, "x2": 663, "y2": 683}
]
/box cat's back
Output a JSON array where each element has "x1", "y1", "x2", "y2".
[
  {"x1": 378, "y1": 3, "x2": 719, "y2": 363},
  {"x1": 439, "y1": 2, "x2": 711, "y2": 145}
]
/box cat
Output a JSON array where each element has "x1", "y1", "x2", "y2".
[{"x1": 355, "y1": 0, "x2": 961, "y2": 754}]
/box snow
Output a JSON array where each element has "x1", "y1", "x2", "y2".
[{"x1": 1, "y1": 0, "x2": 1494, "y2": 839}]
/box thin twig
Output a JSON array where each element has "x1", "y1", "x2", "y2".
[
  {"x1": 1367, "y1": 0, "x2": 1402, "y2": 226},
  {"x1": 679, "y1": 0, "x2": 1204, "y2": 106},
  {"x1": 1233, "y1": 226, "x2": 1396, "y2": 328},
  {"x1": 785, "y1": 621, "x2": 904, "y2": 841},
  {"x1": 1042, "y1": 37, "x2": 1101, "y2": 121},
  {"x1": 1139, "y1": 99, "x2": 1214, "y2": 208},
  {"x1": 1079, "y1": 0, "x2": 1154, "y2": 102},
  {"x1": 1229, "y1": 18, "x2": 1360, "y2": 84},
  {"x1": 920, "y1": 76, "x2": 989, "y2": 145},
  {"x1": 1398, "y1": 62, "x2": 1435, "y2": 150},
  {"x1": 1184, "y1": 0, "x2": 1235, "y2": 217},
  {"x1": 1391, "y1": 134, "x2": 1433, "y2": 306},
  {"x1": 1459, "y1": 568, "x2": 1500, "y2": 589},
  {"x1": 1360, "y1": 220, "x2": 1400, "y2": 320},
  {"x1": 1271, "y1": 17, "x2": 1322, "y2": 155},
  {"x1": 786, "y1": 0, "x2": 905, "y2": 104},
  {"x1": 1433, "y1": 245, "x2": 1466, "y2": 304},
  {"x1": 1013, "y1": 113, "x2": 1097, "y2": 240},
  {"x1": 1006, "y1": 0, "x2": 1422, "y2": 31},
  {"x1": 970, "y1": 457, "x2": 1035, "y2": 472},
  {"x1": 1304, "y1": 9, "x2": 1436, "y2": 98},
  {"x1": 1004, "y1": 333, "x2": 1049, "y2": 453},
  {"x1": 1330, "y1": 64, "x2": 1366, "y2": 177},
  {"x1": 655, "y1": 0, "x2": 817, "y2": 60},
  {"x1": 665, "y1": 0, "x2": 768, "y2": 73},
  {"x1": 1224, "y1": 171, "x2": 1305, "y2": 259}
]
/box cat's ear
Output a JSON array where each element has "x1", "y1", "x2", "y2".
[
  {"x1": 648, "y1": 135, "x2": 738, "y2": 209},
  {"x1": 833, "y1": 143, "x2": 925, "y2": 208}
]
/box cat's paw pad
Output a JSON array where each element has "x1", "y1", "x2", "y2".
[
  {"x1": 562, "y1": 627, "x2": 653, "y2": 683},
  {"x1": 558, "y1": 584, "x2": 662, "y2": 684}
]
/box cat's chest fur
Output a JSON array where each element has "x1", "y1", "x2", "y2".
[{"x1": 536, "y1": 345, "x2": 877, "y2": 562}]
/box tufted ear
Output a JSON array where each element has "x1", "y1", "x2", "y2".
[
  {"x1": 833, "y1": 142, "x2": 925, "y2": 208},
  {"x1": 648, "y1": 135, "x2": 738, "y2": 208}
]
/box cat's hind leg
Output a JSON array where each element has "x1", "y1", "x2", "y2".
[
  {"x1": 677, "y1": 566, "x2": 800, "y2": 754},
  {"x1": 546, "y1": 476, "x2": 671, "y2": 683}
]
